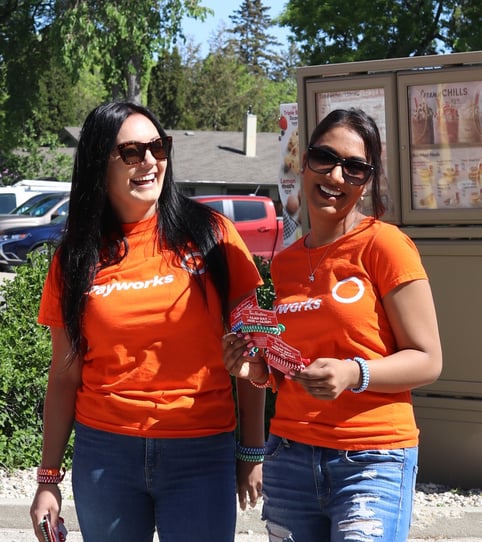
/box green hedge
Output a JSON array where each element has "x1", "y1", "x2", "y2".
[
  {"x1": 252, "y1": 256, "x2": 277, "y2": 437},
  {"x1": 0, "y1": 254, "x2": 54, "y2": 468}
]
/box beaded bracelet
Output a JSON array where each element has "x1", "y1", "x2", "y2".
[
  {"x1": 236, "y1": 443, "x2": 265, "y2": 463},
  {"x1": 250, "y1": 373, "x2": 271, "y2": 388},
  {"x1": 37, "y1": 467, "x2": 66, "y2": 484},
  {"x1": 232, "y1": 322, "x2": 286, "y2": 336},
  {"x1": 349, "y1": 357, "x2": 370, "y2": 393}
]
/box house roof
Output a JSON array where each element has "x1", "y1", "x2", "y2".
[
  {"x1": 61, "y1": 127, "x2": 282, "y2": 188},
  {"x1": 169, "y1": 130, "x2": 281, "y2": 187}
]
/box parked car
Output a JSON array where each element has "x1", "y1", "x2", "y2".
[
  {"x1": 0, "y1": 178, "x2": 71, "y2": 213},
  {"x1": 0, "y1": 192, "x2": 69, "y2": 234},
  {"x1": 0, "y1": 214, "x2": 66, "y2": 269},
  {"x1": 192, "y1": 195, "x2": 283, "y2": 259}
]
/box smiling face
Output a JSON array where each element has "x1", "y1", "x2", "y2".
[
  {"x1": 303, "y1": 125, "x2": 370, "y2": 235},
  {"x1": 106, "y1": 113, "x2": 168, "y2": 223}
]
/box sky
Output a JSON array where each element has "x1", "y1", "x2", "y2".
[{"x1": 181, "y1": 1, "x2": 291, "y2": 57}]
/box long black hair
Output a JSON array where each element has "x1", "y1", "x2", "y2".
[
  {"x1": 308, "y1": 108, "x2": 386, "y2": 218},
  {"x1": 59, "y1": 101, "x2": 230, "y2": 357}
]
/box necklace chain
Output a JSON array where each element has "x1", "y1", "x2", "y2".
[
  {"x1": 307, "y1": 245, "x2": 329, "y2": 282},
  {"x1": 306, "y1": 217, "x2": 359, "y2": 282}
]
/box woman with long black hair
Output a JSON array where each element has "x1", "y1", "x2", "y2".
[{"x1": 30, "y1": 102, "x2": 265, "y2": 542}]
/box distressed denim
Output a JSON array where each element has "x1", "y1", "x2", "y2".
[
  {"x1": 72, "y1": 422, "x2": 237, "y2": 542},
  {"x1": 262, "y1": 434, "x2": 418, "y2": 542}
]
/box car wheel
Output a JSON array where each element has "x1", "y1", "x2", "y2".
[{"x1": 28, "y1": 243, "x2": 56, "y2": 263}]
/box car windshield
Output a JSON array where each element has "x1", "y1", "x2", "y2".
[{"x1": 9, "y1": 194, "x2": 67, "y2": 217}]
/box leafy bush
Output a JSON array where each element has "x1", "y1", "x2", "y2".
[
  {"x1": 0, "y1": 123, "x2": 73, "y2": 185},
  {"x1": 253, "y1": 255, "x2": 275, "y2": 311},
  {"x1": 253, "y1": 255, "x2": 277, "y2": 435},
  {"x1": 0, "y1": 254, "x2": 73, "y2": 469}
]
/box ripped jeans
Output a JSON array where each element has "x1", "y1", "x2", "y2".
[{"x1": 262, "y1": 435, "x2": 418, "y2": 542}]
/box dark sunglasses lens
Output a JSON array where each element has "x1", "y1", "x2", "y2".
[
  {"x1": 119, "y1": 143, "x2": 144, "y2": 164},
  {"x1": 343, "y1": 160, "x2": 372, "y2": 185},
  {"x1": 150, "y1": 138, "x2": 170, "y2": 160},
  {"x1": 309, "y1": 148, "x2": 337, "y2": 169}
]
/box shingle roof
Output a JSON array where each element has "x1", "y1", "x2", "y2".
[{"x1": 169, "y1": 130, "x2": 281, "y2": 187}]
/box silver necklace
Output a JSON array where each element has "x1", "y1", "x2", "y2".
[
  {"x1": 306, "y1": 217, "x2": 359, "y2": 282},
  {"x1": 307, "y1": 245, "x2": 329, "y2": 282}
]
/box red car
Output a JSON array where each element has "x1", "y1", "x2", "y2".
[{"x1": 192, "y1": 195, "x2": 283, "y2": 260}]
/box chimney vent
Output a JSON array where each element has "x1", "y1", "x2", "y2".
[{"x1": 243, "y1": 111, "x2": 257, "y2": 157}]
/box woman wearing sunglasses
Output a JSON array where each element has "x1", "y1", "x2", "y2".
[
  {"x1": 30, "y1": 102, "x2": 266, "y2": 542},
  {"x1": 223, "y1": 108, "x2": 442, "y2": 541}
]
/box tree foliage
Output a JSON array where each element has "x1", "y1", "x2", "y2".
[
  {"x1": 0, "y1": 125, "x2": 73, "y2": 184},
  {"x1": 0, "y1": 254, "x2": 60, "y2": 469},
  {"x1": 228, "y1": 0, "x2": 283, "y2": 78},
  {"x1": 278, "y1": 0, "x2": 482, "y2": 65},
  {"x1": 447, "y1": 0, "x2": 482, "y2": 52},
  {"x1": 148, "y1": 47, "x2": 186, "y2": 129},
  {"x1": 145, "y1": 1, "x2": 298, "y2": 133},
  {"x1": 1, "y1": 0, "x2": 480, "y2": 175},
  {"x1": 54, "y1": 0, "x2": 213, "y2": 103}
]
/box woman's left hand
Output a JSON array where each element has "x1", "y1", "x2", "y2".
[
  {"x1": 236, "y1": 460, "x2": 263, "y2": 511},
  {"x1": 290, "y1": 357, "x2": 358, "y2": 400},
  {"x1": 222, "y1": 332, "x2": 268, "y2": 382}
]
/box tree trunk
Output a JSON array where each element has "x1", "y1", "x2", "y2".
[{"x1": 126, "y1": 58, "x2": 142, "y2": 104}]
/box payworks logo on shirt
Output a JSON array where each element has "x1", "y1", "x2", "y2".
[
  {"x1": 90, "y1": 274, "x2": 174, "y2": 297},
  {"x1": 275, "y1": 298, "x2": 322, "y2": 313},
  {"x1": 275, "y1": 276, "x2": 365, "y2": 313}
]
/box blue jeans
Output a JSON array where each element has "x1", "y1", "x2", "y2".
[
  {"x1": 262, "y1": 434, "x2": 418, "y2": 542},
  {"x1": 72, "y1": 422, "x2": 237, "y2": 542}
]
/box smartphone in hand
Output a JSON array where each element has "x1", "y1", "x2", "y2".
[{"x1": 39, "y1": 515, "x2": 68, "y2": 542}]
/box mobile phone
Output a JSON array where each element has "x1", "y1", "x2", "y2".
[{"x1": 39, "y1": 515, "x2": 68, "y2": 542}]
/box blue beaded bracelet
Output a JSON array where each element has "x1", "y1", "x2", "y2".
[
  {"x1": 349, "y1": 357, "x2": 370, "y2": 393},
  {"x1": 235, "y1": 442, "x2": 265, "y2": 462}
]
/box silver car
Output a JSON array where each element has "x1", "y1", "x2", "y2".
[{"x1": 0, "y1": 192, "x2": 69, "y2": 234}]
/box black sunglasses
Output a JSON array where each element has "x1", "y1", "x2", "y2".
[
  {"x1": 307, "y1": 146, "x2": 374, "y2": 186},
  {"x1": 116, "y1": 136, "x2": 172, "y2": 165}
]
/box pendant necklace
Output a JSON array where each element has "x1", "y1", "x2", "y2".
[
  {"x1": 306, "y1": 216, "x2": 359, "y2": 282},
  {"x1": 307, "y1": 244, "x2": 329, "y2": 282}
]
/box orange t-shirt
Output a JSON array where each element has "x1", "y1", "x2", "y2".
[
  {"x1": 270, "y1": 217, "x2": 427, "y2": 450},
  {"x1": 38, "y1": 215, "x2": 262, "y2": 438}
]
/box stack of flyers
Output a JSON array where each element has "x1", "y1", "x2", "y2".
[
  {"x1": 230, "y1": 297, "x2": 310, "y2": 373},
  {"x1": 264, "y1": 334, "x2": 309, "y2": 374}
]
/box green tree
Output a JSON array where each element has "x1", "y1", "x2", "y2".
[
  {"x1": 278, "y1": 0, "x2": 481, "y2": 65},
  {"x1": 175, "y1": 26, "x2": 296, "y2": 133},
  {"x1": 188, "y1": 50, "x2": 251, "y2": 130},
  {"x1": 56, "y1": 0, "x2": 213, "y2": 103},
  {"x1": 34, "y1": 55, "x2": 77, "y2": 135},
  {"x1": 0, "y1": 1, "x2": 81, "y2": 150},
  {"x1": 447, "y1": 0, "x2": 482, "y2": 51},
  {"x1": 70, "y1": 67, "x2": 109, "y2": 126},
  {"x1": 1, "y1": 124, "x2": 73, "y2": 183},
  {"x1": 228, "y1": 0, "x2": 283, "y2": 78},
  {"x1": 148, "y1": 47, "x2": 187, "y2": 129}
]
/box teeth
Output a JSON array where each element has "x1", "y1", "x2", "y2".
[
  {"x1": 132, "y1": 174, "x2": 155, "y2": 183},
  {"x1": 320, "y1": 185, "x2": 342, "y2": 197}
]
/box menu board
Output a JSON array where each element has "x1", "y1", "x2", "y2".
[{"x1": 409, "y1": 81, "x2": 482, "y2": 210}]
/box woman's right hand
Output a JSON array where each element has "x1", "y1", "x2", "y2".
[
  {"x1": 30, "y1": 484, "x2": 62, "y2": 541},
  {"x1": 222, "y1": 332, "x2": 269, "y2": 383}
]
